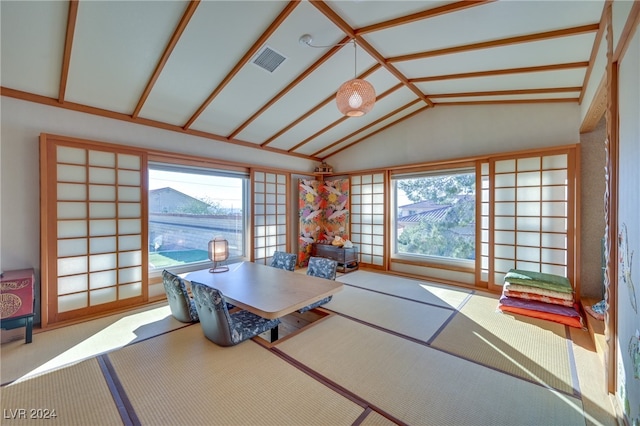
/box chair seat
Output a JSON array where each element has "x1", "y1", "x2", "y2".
[
  {"x1": 298, "y1": 296, "x2": 332, "y2": 313},
  {"x1": 162, "y1": 270, "x2": 199, "y2": 323},
  {"x1": 230, "y1": 310, "x2": 281, "y2": 343},
  {"x1": 190, "y1": 280, "x2": 280, "y2": 346},
  {"x1": 298, "y1": 256, "x2": 338, "y2": 313}
]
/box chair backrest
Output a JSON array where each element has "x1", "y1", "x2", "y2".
[
  {"x1": 270, "y1": 251, "x2": 297, "y2": 271},
  {"x1": 306, "y1": 257, "x2": 338, "y2": 280},
  {"x1": 190, "y1": 281, "x2": 236, "y2": 346},
  {"x1": 162, "y1": 270, "x2": 198, "y2": 323}
]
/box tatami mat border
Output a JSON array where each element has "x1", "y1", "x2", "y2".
[
  {"x1": 565, "y1": 332, "x2": 582, "y2": 398},
  {"x1": 424, "y1": 291, "x2": 475, "y2": 344},
  {"x1": 318, "y1": 287, "x2": 582, "y2": 399},
  {"x1": 268, "y1": 344, "x2": 407, "y2": 426},
  {"x1": 339, "y1": 282, "x2": 465, "y2": 311},
  {"x1": 1, "y1": 322, "x2": 194, "y2": 388},
  {"x1": 97, "y1": 355, "x2": 139, "y2": 426}
]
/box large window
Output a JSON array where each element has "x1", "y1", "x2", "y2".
[
  {"x1": 392, "y1": 169, "x2": 476, "y2": 264},
  {"x1": 148, "y1": 164, "x2": 248, "y2": 272}
]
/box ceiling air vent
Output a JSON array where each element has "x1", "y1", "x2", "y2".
[{"x1": 252, "y1": 46, "x2": 286, "y2": 73}]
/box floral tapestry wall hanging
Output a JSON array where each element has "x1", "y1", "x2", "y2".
[{"x1": 298, "y1": 178, "x2": 350, "y2": 266}]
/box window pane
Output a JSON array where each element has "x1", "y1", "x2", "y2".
[
  {"x1": 148, "y1": 166, "x2": 246, "y2": 270},
  {"x1": 394, "y1": 170, "x2": 475, "y2": 261}
]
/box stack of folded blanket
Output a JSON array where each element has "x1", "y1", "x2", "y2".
[{"x1": 498, "y1": 269, "x2": 584, "y2": 328}]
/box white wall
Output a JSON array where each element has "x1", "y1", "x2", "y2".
[
  {"x1": 0, "y1": 94, "x2": 591, "y2": 327},
  {"x1": 615, "y1": 19, "x2": 639, "y2": 425},
  {"x1": 0, "y1": 96, "x2": 315, "y2": 274},
  {"x1": 329, "y1": 102, "x2": 581, "y2": 171}
]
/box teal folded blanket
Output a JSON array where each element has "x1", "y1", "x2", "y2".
[{"x1": 504, "y1": 269, "x2": 573, "y2": 294}]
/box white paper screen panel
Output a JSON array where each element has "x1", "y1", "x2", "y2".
[
  {"x1": 54, "y1": 144, "x2": 143, "y2": 315},
  {"x1": 351, "y1": 173, "x2": 384, "y2": 267},
  {"x1": 253, "y1": 170, "x2": 288, "y2": 265},
  {"x1": 491, "y1": 153, "x2": 570, "y2": 285},
  {"x1": 480, "y1": 163, "x2": 490, "y2": 282}
]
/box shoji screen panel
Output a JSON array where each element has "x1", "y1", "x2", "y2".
[
  {"x1": 350, "y1": 173, "x2": 385, "y2": 268},
  {"x1": 41, "y1": 135, "x2": 147, "y2": 326},
  {"x1": 490, "y1": 151, "x2": 574, "y2": 289},
  {"x1": 252, "y1": 170, "x2": 289, "y2": 265},
  {"x1": 478, "y1": 162, "x2": 491, "y2": 284}
]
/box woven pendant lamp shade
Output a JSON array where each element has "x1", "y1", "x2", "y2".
[{"x1": 336, "y1": 78, "x2": 376, "y2": 117}]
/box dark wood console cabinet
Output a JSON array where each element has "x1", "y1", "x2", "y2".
[
  {"x1": 311, "y1": 243, "x2": 359, "y2": 273},
  {"x1": 1, "y1": 268, "x2": 35, "y2": 343}
]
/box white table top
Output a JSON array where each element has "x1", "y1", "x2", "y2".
[{"x1": 184, "y1": 262, "x2": 343, "y2": 319}]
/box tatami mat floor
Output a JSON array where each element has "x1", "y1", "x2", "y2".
[{"x1": 1, "y1": 269, "x2": 618, "y2": 425}]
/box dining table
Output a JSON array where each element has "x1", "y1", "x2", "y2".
[{"x1": 184, "y1": 261, "x2": 343, "y2": 340}]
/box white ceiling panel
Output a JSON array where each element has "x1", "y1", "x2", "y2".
[
  {"x1": 267, "y1": 65, "x2": 410, "y2": 150},
  {"x1": 395, "y1": 33, "x2": 596, "y2": 80},
  {"x1": 431, "y1": 92, "x2": 582, "y2": 104},
  {"x1": 0, "y1": 1, "x2": 68, "y2": 98},
  {"x1": 66, "y1": 1, "x2": 186, "y2": 114},
  {"x1": 236, "y1": 41, "x2": 379, "y2": 144},
  {"x1": 1, "y1": 0, "x2": 609, "y2": 161},
  {"x1": 190, "y1": 1, "x2": 344, "y2": 137},
  {"x1": 296, "y1": 86, "x2": 418, "y2": 156},
  {"x1": 417, "y1": 69, "x2": 587, "y2": 95},
  {"x1": 318, "y1": 101, "x2": 427, "y2": 158},
  {"x1": 266, "y1": 99, "x2": 346, "y2": 151},
  {"x1": 325, "y1": 0, "x2": 453, "y2": 29},
  {"x1": 139, "y1": 1, "x2": 287, "y2": 126},
  {"x1": 365, "y1": 1, "x2": 604, "y2": 58}
]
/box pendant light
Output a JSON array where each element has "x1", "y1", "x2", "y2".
[
  {"x1": 299, "y1": 34, "x2": 376, "y2": 117},
  {"x1": 335, "y1": 41, "x2": 376, "y2": 117}
]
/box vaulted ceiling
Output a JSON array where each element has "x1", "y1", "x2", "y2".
[{"x1": 1, "y1": 0, "x2": 606, "y2": 161}]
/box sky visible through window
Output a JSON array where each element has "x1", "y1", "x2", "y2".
[{"x1": 148, "y1": 169, "x2": 242, "y2": 209}]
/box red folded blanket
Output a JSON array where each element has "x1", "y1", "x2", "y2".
[
  {"x1": 503, "y1": 289, "x2": 574, "y2": 307},
  {"x1": 498, "y1": 303, "x2": 584, "y2": 328}
]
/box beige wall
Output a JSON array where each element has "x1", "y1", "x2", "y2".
[
  {"x1": 329, "y1": 102, "x2": 581, "y2": 171},
  {"x1": 579, "y1": 117, "x2": 607, "y2": 299}
]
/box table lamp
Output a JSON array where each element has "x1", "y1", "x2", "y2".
[{"x1": 208, "y1": 238, "x2": 229, "y2": 273}]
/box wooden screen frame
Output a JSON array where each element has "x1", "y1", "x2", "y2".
[{"x1": 40, "y1": 133, "x2": 149, "y2": 327}]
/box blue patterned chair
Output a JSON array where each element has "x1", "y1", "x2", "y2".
[
  {"x1": 298, "y1": 256, "x2": 338, "y2": 313},
  {"x1": 270, "y1": 251, "x2": 297, "y2": 271},
  {"x1": 162, "y1": 270, "x2": 199, "y2": 323},
  {"x1": 190, "y1": 281, "x2": 281, "y2": 347}
]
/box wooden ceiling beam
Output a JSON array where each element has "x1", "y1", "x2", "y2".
[
  {"x1": 260, "y1": 64, "x2": 381, "y2": 148},
  {"x1": 183, "y1": 1, "x2": 301, "y2": 130},
  {"x1": 132, "y1": 1, "x2": 200, "y2": 119},
  {"x1": 2, "y1": 87, "x2": 320, "y2": 162},
  {"x1": 58, "y1": 0, "x2": 79, "y2": 103},
  {"x1": 410, "y1": 62, "x2": 589, "y2": 83},
  {"x1": 389, "y1": 24, "x2": 600, "y2": 62},
  {"x1": 429, "y1": 87, "x2": 582, "y2": 98},
  {"x1": 288, "y1": 83, "x2": 403, "y2": 153},
  {"x1": 356, "y1": 0, "x2": 494, "y2": 35},
  {"x1": 227, "y1": 35, "x2": 351, "y2": 140},
  {"x1": 312, "y1": 98, "x2": 422, "y2": 158},
  {"x1": 311, "y1": 1, "x2": 434, "y2": 107},
  {"x1": 323, "y1": 105, "x2": 430, "y2": 160},
  {"x1": 579, "y1": 1, "x2": 608, "y2": 105}
]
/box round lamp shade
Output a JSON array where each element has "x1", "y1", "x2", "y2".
[{"x1": 335, "y1": 78, "x2": 376, "y2": 117}]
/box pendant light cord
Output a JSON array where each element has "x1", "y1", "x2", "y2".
[{"x1": 352, "y1": 40, "x2": 357, "y2": 79}]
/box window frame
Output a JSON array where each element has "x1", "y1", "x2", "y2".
[{"x1": 390, "y1": 166, "x2": 477, "y2": 270}]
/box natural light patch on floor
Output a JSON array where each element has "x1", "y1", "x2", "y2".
[
  {"x1": 474, "y1": 331, "x2": 604, "y2": 426},
  {"x1": 336, "y1": 269, "x2": 471, "y2": 309},
  {"x1": 12, "y1": 305, "x2": 172, "y2": 383}
]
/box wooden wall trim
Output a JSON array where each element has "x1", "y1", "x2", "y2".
[
  {"x1": 580, "y1": 75, "x2": 607, "y2": 133},
  {"x1": 603, "y1": 3, "x2": 618, "y2": 395}
]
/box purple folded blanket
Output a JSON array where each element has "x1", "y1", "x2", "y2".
[{"x1": 499, "y1": 294, "x2": 580, "y2": 318}]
